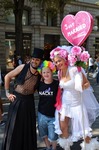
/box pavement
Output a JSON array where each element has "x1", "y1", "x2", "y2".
[{"x1": 0, "y1": 74, "x2": 99, "y2": 150}]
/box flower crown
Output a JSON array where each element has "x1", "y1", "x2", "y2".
[
  {"x1": 37, "y1": 60, "x2": 56, "y2": 74},
  {"x1": 50, "y1": 46, "x2": 68, "y2": 61},
  {"x1": 50, "y1": 45, "x2": 90, "y2": 70}
]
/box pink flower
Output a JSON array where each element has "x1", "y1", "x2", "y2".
[
  {"x1": 59, "y1": 49, "x2": 68, "y2": 59},
  {"x1": 68, "y1": 54, "x2": 77, "y2": 66},
  {"x1": 50, "y1": 47, "x2": 61, "y2": 60},
  {"x1": 80, "y1": 51, "x2": 90, "y2": 62},
  {"x1": 71, "y1": 46, "x2": 82, "y2": 56},
  {"x1": 68, "y1": 46, "x2": 90, "y2": 69},
  {"x1": 50, "y1": 46, "x2": 68, "y2": 60}
]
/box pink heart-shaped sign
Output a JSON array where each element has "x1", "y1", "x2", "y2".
[{"x1": 61, "y1": 11, "x2": 94, "y2": 46}]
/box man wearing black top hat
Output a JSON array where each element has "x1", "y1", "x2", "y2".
[{"x1": 2, "y1": 48, "x2": 44, "y2": 150}]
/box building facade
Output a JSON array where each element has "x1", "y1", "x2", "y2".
[{"x1": 0, "y1": 0, "x2": 99, "y2": 70}]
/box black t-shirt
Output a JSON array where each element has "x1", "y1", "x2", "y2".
[{"x1": 38, "y1": 79, "x2": 59, "y2": 117}]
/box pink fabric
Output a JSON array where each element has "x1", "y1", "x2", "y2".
[
  {"x1": 77, "y1": 66, "x2": 81, "y2": 72},
  {"x1": 55, "y1": 87, "x2": 62, "y2": 110}
]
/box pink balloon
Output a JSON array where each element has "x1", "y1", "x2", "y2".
[{"x1": 61, "y1": 11, "x2": 94, "y2": 46}]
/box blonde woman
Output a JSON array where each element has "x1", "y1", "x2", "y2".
[{"x1": 50, "y1": 46, "x2": 99, "y2": 150}]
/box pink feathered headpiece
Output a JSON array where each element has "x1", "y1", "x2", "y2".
[{"x1": 50, "y1": 46, "x2": 69, "y2": 61}]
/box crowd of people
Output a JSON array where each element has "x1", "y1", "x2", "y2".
[
  {"x1": 87, "y1": 55, "x2": 99, "y2": 85},
  {"x1": 1, "y1": 45, "x2": 99, "y2": 150}
]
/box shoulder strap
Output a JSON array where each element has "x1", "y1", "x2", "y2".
[{"x1": 15, "y1": 63, "x2": 30, "y2": 85}]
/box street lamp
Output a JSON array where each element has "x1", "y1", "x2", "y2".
[{"x1": 93, "y1": 25, "x2": 98, "y2": 31}]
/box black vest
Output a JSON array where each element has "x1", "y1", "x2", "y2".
[
  {"x1": 15, "y1": 63, "x2": 41, "y2": 91},
  {"x1": 16, "y1": 63, "x2": 30, "y2": 85}
]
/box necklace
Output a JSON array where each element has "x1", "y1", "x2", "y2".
[{"x1": 30, "y1": 67, "x2": 38, "y2": 75}]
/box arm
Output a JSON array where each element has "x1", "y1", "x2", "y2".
[
  {"x1": 82, "y1": 73, "x2": 90, "y2": 90},
  {"x1": 5, "y1": 64, "x2": 25, "y2": 101}
]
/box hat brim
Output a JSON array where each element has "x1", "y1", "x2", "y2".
[{"x1": 32, "y1": 55, "x2": 43, "y2": 59}]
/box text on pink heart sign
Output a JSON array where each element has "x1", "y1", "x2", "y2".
[{"x1": 61, "y1": 11, "x2": 94, "y2": 46}]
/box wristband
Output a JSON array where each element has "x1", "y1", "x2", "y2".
[{"x1": 5, "y1": 89, "x2": 10, "y2": 97}]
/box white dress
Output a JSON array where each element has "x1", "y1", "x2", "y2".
[{"x1": 54, "y1": 66, "x2": 99, "y2": 142}]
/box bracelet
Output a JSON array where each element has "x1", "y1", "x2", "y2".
[{"x1": 5, "y1": 89, "x2": 10, "y2": 97}]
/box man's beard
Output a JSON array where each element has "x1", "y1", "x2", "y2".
[{"x1": 30, "y1": 62, "x2": 38, "y2": 69}]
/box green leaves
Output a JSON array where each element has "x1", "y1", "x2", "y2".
[
  {"x1": 0, "y1": 0, "x2": 13, "y2": 16},
  {"x1": 31, "y1": 0, "x2": 76, "y2": 13},
  {"x1": 75, "y1": 61, "x2": 87, "y2": 69}
]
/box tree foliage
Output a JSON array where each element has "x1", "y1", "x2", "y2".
[
  {"x1": 0, "y1": 0, "x2": 76, "y2": 59},
  {"x1": 32, "y1": 0, "x2": 76, "y2": 13},
  {"x1": 0, "y1": 0, "x2": 13, "y2": 16},
  {"x1": 0, "y1": 0, "x2": 12, "y2": 9},
  {"x1": 32, "y1": 0, "x2": 72, "y2": 8}
]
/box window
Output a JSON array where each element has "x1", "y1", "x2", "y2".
[
  {"x1": 22, "y1": 10, "x2": 29, "y2": 25},
  {"x1": 5, "y1": 10, "x2": 15, "y2": 24},
  {"x1": 5, "y1": 39, "x2": 15, "y2": 69},
  {"x1": 47, "y1": 11, "x2": 57, "y2": 26},
  {"x1": 94, "y1": 38, "x2": 99, "y2": 58},
  {"x1": 5, "y1": 32, "x2": 31, "y2": 69},
  {"x1": 5, "y1": 9, "x2": 29, "y2": 25},
  {"x1": 44, "y1": 34, "x2": 60, "y2": 60},
  {"x1": 96, "y1": 17, "x2": 99, "y2": 31}
]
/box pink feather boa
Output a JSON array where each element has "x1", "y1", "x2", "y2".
[{"x1": 55, "y1": 87, "x2": 62, "y2": 110}]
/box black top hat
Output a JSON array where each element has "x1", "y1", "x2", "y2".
[{"x1": 32, "y1": 48, "x2": 44, "y2": 60}]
